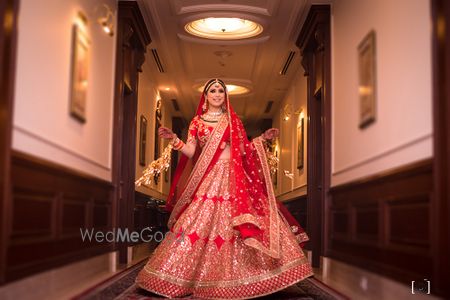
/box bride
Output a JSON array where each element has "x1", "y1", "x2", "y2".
[{"x1": 135, "y1": 78, "x2": 313, "y2": 299}]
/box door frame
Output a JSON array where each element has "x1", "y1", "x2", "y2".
[
  {"x1": 111, "y1": 1, "x2": 150, "y2": 264},
  {"x1": 296, "y1": 5, "x2": 332, "y2": 267},
  {"x1": 431, "y1": 0, "x2": 450, "y2": 296},
  {"x1": 0, "y1": 0, "x2": 19, "y2": 284}
]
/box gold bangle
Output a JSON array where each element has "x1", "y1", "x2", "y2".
[
  {"x1": 174, "y1": 140, "x2": 185, "y2": 151},
  {"x1": 171, "y1": 136, "x2": 180, "y2": 145},
  {"x1": 174, "y1": 142, "x2": 182, "y2": 149}
]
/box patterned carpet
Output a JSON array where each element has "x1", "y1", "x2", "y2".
[{"x1": 72, "y1": 261, "x2": 347, "y2": 300}]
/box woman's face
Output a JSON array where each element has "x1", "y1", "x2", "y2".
[{"x1": 206, "y1": 82, "x2": 226, "y2": 109}]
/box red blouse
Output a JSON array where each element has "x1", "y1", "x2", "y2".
[{"x1": 187, "y1": 115, "x2": 230, "y2": 148}]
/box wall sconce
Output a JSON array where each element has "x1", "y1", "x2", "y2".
[
  {"x1": 282, "y1": 104, "x2": 291, "y2": 121},
  {"x1": 282, "y1": 104, "x2": 303, "y2": 121},
  {"x1": 96, "y1": 4, "x2": 114, "y2": 36}
]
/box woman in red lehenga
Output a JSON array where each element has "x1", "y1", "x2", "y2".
[{"x1": 135, "y1": 78, "x2": 313, "y2": 299}]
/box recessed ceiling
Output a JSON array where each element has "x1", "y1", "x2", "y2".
[
  {"x1": 184, "y1": 17, "x2": 263, "y2": 40},
  {"x1": 139, "y1": 0, "x2": 311, "y2": 126},
  {"x1": 195, "y1": 83, "x2": 250, "y2": 95}
]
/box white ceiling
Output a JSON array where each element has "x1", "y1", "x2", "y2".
[{"x1": 138, "y1": 0, "x2": 311, "y2": 125}]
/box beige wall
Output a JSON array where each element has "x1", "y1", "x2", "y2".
[
  {"x1": 135, "y1": 52, "x2": 173, "y2": 199},
  {"x1": 274, "y1": 66, "x2": 308, "y2": 200},
  {"x1": 275, "y1": 0, "x2": 432, "y2": 196},
  {"x1": 12, "y1": 0, "x2": 117, "y2": 181},
  {"x1": 331, "y1": 0, "x2": 433, "y2": 186}
]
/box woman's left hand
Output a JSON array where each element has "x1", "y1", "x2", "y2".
[{"x1": 262, "y1": 128, "x2": 279, "y2": 141}]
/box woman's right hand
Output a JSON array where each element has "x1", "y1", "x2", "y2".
[{"x1": 158, "y1": 126, "x2": 176, "y2": 139}]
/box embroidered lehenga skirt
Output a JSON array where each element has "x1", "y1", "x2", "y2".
[{"x1": 136, "y1": 159, "x2": 313, "y2": 299}]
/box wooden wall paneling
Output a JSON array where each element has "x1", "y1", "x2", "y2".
[
  {"x1": 354, "y1": 202, "x2": 379, "y2": 242},
  {"x1": 6, "y1": 151, "x2": 114, "y2": 282},
  {"x1": 330, "y1": 207, "x2": 349, "y2": 239},
  {"x1": 61, "y1": 197, "x2": 88, "y2": 237},
  {"x1": 92, "y1": 202, "x2": 110, "y2": 229},
  {"x1": 328, "y1": 159, "x2": 433, "y2": 287},
  {"x1": 11, "y1": 189, "x2": 55, "y2": 241},
  {"x1": 386, "y1": 195, "x2": 430, "y2": 248}
]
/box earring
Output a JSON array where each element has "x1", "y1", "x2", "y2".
[
  {"x1": 221, "y1": 103, "x2": 227, "y2": 112},
  {"x1": 202, "y1": 101, "x2": 207, "y2": 112}
]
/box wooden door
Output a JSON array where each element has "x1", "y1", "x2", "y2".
[
  {"x1": 432, "y1": 0, "x2": 450, "y2": 296},
  {"x1": 296, "y1": 5, "x2": 331, "y2": 267},
  {"x1": 0, "y1": 0, "x2": 19, "y2": 284},
  {"x1": 112, "y1": 1, "x2": 150, "y2": 264}
]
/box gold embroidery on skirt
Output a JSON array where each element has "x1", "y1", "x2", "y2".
[
  {"x1": 144, "y1": 256, "x2": 310, "y2": 288},
  {"x1": 136, "y1": 150, "x2": 314, "y2": 297},
  {"x1": 230, "y1": 213, "x2": 261, "y2": 228},
  {"x1": 168, "y1": 115, "x2": 228, "y2": 228}
]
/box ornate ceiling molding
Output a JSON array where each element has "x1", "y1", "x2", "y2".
[{"x1": 170, "y1": 1, "x2": 279, "y2": 17}]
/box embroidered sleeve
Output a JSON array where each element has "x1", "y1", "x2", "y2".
[{"x1": 186, "y1": 116, "x2": 198, "y2": 145}]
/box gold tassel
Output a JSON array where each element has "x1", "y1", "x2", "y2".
[{"x1": 135, "y1": 144, "x2": 173, "y2": 187}]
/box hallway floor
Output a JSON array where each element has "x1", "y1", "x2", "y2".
[
  {"x1": 0, "y1": 252, "x2": 442, "y2": 300},
  {"x1": 72, "y1": 260, "x2": 346, "y2": 300}
]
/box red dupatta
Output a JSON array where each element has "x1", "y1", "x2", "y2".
[{"x1": 164, "y1": 80, "x2": 308, "y2": 259}]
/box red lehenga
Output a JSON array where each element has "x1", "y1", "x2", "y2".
[{"x1": 136, "y1": 88, "x2": 313, "y2": 299}]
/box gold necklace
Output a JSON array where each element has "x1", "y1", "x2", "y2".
[{"x1": 201, "y1": 111, "x2": 223, "y2": 123}]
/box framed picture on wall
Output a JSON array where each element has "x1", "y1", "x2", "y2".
[
  {"x1": 69, "y1": 18, "x2": 90, "y2": 123},
  {"x1": 297, "y1": 117, "x2": 304, "y2": 170},
  {"x1": 154, "y1": 99, "x2": 162, "y2": 160},
  {"x1": 139, "y1": 115, "x2": 147, "y2": 166},
  {"x1": 358, "y1": 30, "x2": 377, "y2": 129},
  {"x1": 154, "y1": 99, "x2": 162, "y2": 185}
]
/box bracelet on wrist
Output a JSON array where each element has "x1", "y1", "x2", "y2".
[
  {"x1": 174, "y1": 140, "x2": 185, "y2": 150},
  {"x1": 171, "y1": 136, "x2": 184, "y2": 150}
]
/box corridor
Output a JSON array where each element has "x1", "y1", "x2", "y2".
[{"x1": 0, "y1": 0, "x2": 449, "y2": 299}]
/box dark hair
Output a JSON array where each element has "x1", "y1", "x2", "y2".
[{"x1": 203, "y1": 78, "x2": 227, "y2": 95}]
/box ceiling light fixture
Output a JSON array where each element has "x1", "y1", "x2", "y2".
[
  {"x1": 196, "y1": 83, "x2": 250, "y2": 95},
  {"x1": 185, "y1": 17, "x2": 263, "y2": 40},
  {"x1": 226, "y1": 84, "x2": 250, "y2": 95}
]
